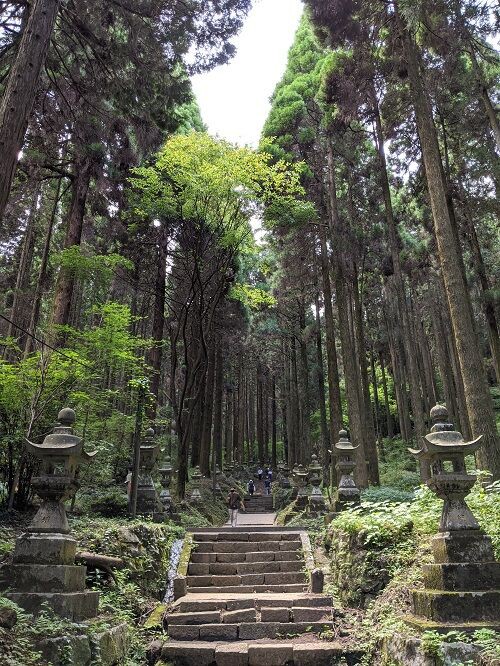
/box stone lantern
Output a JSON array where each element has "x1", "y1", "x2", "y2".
[
  {"x1": 190, "y1": 465, "x2": 203, "y2": 504},
  {"x1": 407, "y1": 404, "x2": 500, "y2": 630},
  {"x1": 158, "y1": 451, "x2": 173, "y2": 513},
  {"x1": 136, "y1": 427, "x2": 160, "y2": 515},
  {"x1": 215, "y1": 465, "x2": 224, "y2": 495},
  {"x1": 295, "y1": 464, "x2": 309, "y2": 509},
  {"x1": 280, "y1": 462, "x2": 291, "y2": 489},
  {"x1": 333, "y1": 429, "x2": 360, "y2": 512},
  {"x1": 1, "y1": 408, "x2": 99, "y2": 620},
  {"x1": 308, "y1": 453, "x2": 326, "y2": 514}
]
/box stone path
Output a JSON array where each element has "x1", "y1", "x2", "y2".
[
  {"x1": 152, "y1": 525, "x2": 350, "y2": 665},
  {"x1": 235, "y1": 512, "x2": 276, "y2": 526}
]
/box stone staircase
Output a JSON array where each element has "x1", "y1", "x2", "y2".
[
  {"x1": 243, "y1": 494, "x2": 274, "y2": 513},
  {"x1": 150, "y1": 528, "x2": 352, "y2": 665}
]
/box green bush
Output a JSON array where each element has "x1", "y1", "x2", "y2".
[
  {"x1": 361, "y1": 486, "x2": 415, "y2": 504},
  {"x1": 86, "y1": 486, "x2": 129, "y2": 518}
]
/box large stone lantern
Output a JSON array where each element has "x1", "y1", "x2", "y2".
[
  {"x1": 308, "y1": 453, "x2": 326, "y2": 513},
  {"x1": 1, "y1": 408, "x2": 99, "y2": 620},
  {"x1": 295, "y1": 463, "x2": 309, "y2": 509},
  {"x1": 280, "y1": 462, "x2": 291, "y2": 489},
  {"x1": 333, "y1": 429, "x2": 360, "y2": 512},
  {"x1": 190, "y1": 465, "x2": 203, "y2": 504},
  {"x1": 408, "y1": 404, "x2": 500, "y2": 630},
  {"x1": 158, "y1": 451, "x2": 173, "y2": 513},
  {"x1": 409, "y1": 404, "x2": 482, "y2": 531},
  {"x1": 136, "y1": 427, "x2": 160, "y2": 515}
]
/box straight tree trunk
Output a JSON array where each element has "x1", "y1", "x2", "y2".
[
  {"x1": 298, "y1": 304, "x2": 311, "y2": 465},
  {"x1": 399, "y1": 15, "x2": 499, "y2": 476},
  {"x1": 147, "y1": 224, "x2": 168, "y2": 419},
  {"x1": 374, "y1": 96, "x2": 427, "y2": 457},
  {"x1": 256, "y1": 364, "x2": 265, "y2": 463},
  {"x1": 271, "y1": 376, "x2": 277, "y2": 469},
  {"x1": 351, "y1": 268, "x2": 380, "y2": 484},
  {"x1": 0, "y1": 0, "x2": 61, "y2": 221},
  {"x1": 315, "y1": 295, "x2": 329, "y2": 477},
  {"x1": 289, "y1": 337, "x2": 300, "y2": 468},
  {"x1": 380, "y1": 353, "x2": 394, "y2": 440},
  {"x1": 213, "y1": 342, "x2": 223, "y2": 468},
  {"x1": 318, "y1": 224, "x2": 342, "y2": 447},
  {"x1": 51, "y1": 155, "x2": 93, "y2": 332},
  {"x1": 431, "y1": 296, "x2": 460, "y2": 428},
  {"x1": 24, "y1": 177, "x2": 63, "y2": 357},
  {"x1": 199, "y1": 336, "x2": 216, "y2": 475},
  {"x1": 224, "y1": 389, "x2": 233, "y2": 464},
  {"x1": 237, "y1": 365, "x2": 245, "y2": 464},
  {"x1": 6, "y1": 183, "x2": 40, "y2": 350}
]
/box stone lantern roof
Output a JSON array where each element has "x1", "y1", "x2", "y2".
[{"x1": 25, "y1": 408, "x2": 96, "y2": 462}]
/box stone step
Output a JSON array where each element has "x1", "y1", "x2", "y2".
[
  {"x1": 188, "y1": 560, "x2": 303, "y2": 576},
  {"x1": 187, "y1": 572, "x2": 307, "y2": 588},
  {"x1": 168, "y1": 606, "x2": 331, "y2": 627},
  {"x1": 190, "y1": 551, "x2": 302, "y2": 564},
  {"x1": 195, "y1": 541, "x2": 301, "y2": 553},
  {"x1": 192, "y1": 532, "x2": 300, "y2": 542},
  {"x1": 177, "y1": 595, "x2": 333, "y2": 613},
  {"x1": 167, "y1": 621, "x2": 333, "y2": 642},
  {"x1": 157, "y1": 640, "x2": 349, "y2": 666},
  {"x1": 186, "y1": 583, "x2": 309, "y2": 594}
]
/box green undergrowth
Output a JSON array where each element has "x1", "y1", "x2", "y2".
[
  {"x1": 1, "y1": 517, "x2": 185, "y2": 664},
  {"x1": 323, "y1": 477, "x2": 500, "y2": 663},
  {"x1": 72, "y1": 516, "x2": 183, "y2": 598}
]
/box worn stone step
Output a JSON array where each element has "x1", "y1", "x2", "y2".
[
  {"x1": 292, "y1": 606, "x2": 333, "y2": 622},
  {"x1": 186, "y1": 583, "x2": 309, "y2": 594},
  {"x1": 159, "y1": 640, "x2": 348, "y2": 666},
  {"x1": 168, "y1": 610, "x2": 221, "y2": 625},
  {"x1": 188, "y1": 560, "x2": 304, "y2": 576},
  {"x1": 177, "y1": 594, "x2": 333, "y2": 613},
  {"x1": 195, "y1": 540, "x2": 301, "y2": 553},
  {"x1": 167, "y1": 621, "x2": 333, "y2": 642},
  {"x1": 191, "y1": 551, "x2": 301, "y2": 564},
  {"x1": 192, "y1": 532, "x2": 299, "y2": 542},
  {"x1": 187, "y1": 572, "x2": 307, "y2": 588}
]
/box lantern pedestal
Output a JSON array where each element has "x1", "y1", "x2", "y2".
[
  {"x1": 407, "y1": 405, "x2": 500, "y2": 632},
  {"x1": 0, "y1": 408, "x2": 99, "y2": 621}
]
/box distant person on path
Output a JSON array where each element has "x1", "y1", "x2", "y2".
[
  {"x1": 267, "y1": 469, "x2": 273, "y2": 482},
  {"x1": 247, "y1": 479, "x2": 255, "y2": 496},
  {"x1": 264, "y1": 477, "x2": 271, "y2": 495},
  {"x1": 125, "y1": 467, "x2": 132, "y2": 501},
  {"x1": 227, "y1": 488, "x2": 244, "y2": 527},
  {"x1": 257, "y1": 467, "x2": 263, "y2": 481}
]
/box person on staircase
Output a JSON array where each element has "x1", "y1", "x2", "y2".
[
  {"x1": 247, "y1": 479, "x2": 255, "y2": 496},
  {"x1": 227, "y1": 487, "x2": 245, "y2": 527},
  {"x1": 257, "y1": 466, "x2": 263, "y2": 481},
  {"x1": 264, "y1": 476, "x2": 271, "y2": 495}
]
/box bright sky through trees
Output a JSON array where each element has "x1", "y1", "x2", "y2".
[{"x1": 191, "y1": 0, "x2": 303, "y2": 147}]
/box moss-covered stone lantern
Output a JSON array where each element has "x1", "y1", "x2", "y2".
[
  {"x1": 308, "y1": 453, "x2": 326, "y2": 513},
  {"x1": 333, "y1": 429, "x2": 360, "y2": 512},
  {"x1": 136, "y1": 427, "x2": 160, "y2": 515},
  {"x1": 190, "y1": 465, "x2": 203, "y2": 504},
  {"x1": 407, "y1": 404, "x2": 500, "y2": 631},
  {"x1": 1, "y1": 408, "x2": 99, "y2": 620}
]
